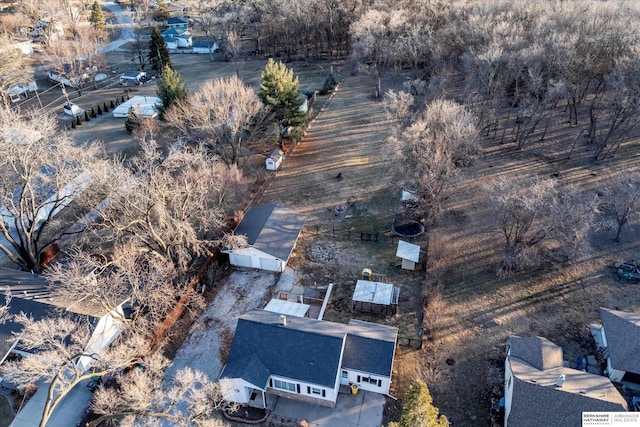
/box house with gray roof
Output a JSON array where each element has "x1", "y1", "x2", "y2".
[
  {"x1": 504, "y1": 336, "x2": 628, "y2": 427},
  {"x1": 218, "y1": 309, "x2": 397, "y2": 408},
  {"x1": 593, "y1": 307, "x2": 640, "y2": 384},
  {"x1": 222, "y1": 205, "x2": 306, "y2": 272}
]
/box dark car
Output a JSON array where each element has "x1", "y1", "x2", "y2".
[{"x1": 614, "y1": 260, "x2": 640, "y2": 281}]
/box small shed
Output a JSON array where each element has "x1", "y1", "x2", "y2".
[
  {"x1": 396, "y1": 240, "x2": 420, "y2": 271},
  {"x1": 266, "y1": 148, "x2": 284, "y2": 171},
  {"x1": 352, "y1": 280, "x2": 399, "y2": 315},
  {"x1": 401, "y1": 182, "x2": 418, "y2": 203}
]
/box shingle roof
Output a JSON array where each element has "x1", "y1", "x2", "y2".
[
  {"x1": 167, "y1": 17, "x2": 188, "y2": 25},
  {"x1": 507, "y1": 336, "x2": 628, "y2": 427},
  {"x1": 600, "y1": 307, "x2": 640, "y2": 375},
  {"x1": 232, "y1": 205, "x2": 306, "y2": 261},
  {"x1": 509, "y1": 336, "x2": 563, "y2": 371},
  {"x1": 220, "y1": 310, "x2": 398, "y2": 389}
]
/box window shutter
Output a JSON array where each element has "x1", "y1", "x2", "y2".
[
  {"x1": 269, "y1": 379, "x2": 273, "y2": 388},
  {"x1": 357, "y1": 375, "x2": 361, "y2": 382},
  {"x1": 322, "y1": 389, "x2": 326, "y2": 397},
  {"x1": 297, "y1": 384, "x2": 300, "y2": 393},
  {"x1": 307, "y1": 386, "x2": 310, "y2": 394}
]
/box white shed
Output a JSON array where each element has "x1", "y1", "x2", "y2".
[
  {"x1": 223, "y1": 205, "x2": 306, "y2": 272},
  {"x1": 266, "y1": 148, "x2": 284, "y2": 171},
  {"x1": 396, "y1": 240, "x2": 421, "y2": 270}
]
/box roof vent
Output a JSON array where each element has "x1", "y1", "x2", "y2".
[
  {"x1": 555, "y1": 374, "x2": 566, "y2": 387},
  {"x1": 279, "y1": 315, "x2": 287, "y2": 326}
]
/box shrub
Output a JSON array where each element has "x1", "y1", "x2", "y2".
[
  {"x1": 97, "y1": 105, "x2": 102, "y2": 115},
  {"x1": 103, "y1": 102, "x2": 109, "y2": 112},
  {"x1": 84, "y1": 111, "x2": 90, "y2": 122},
  {"x1": 125, "y1": 107, "x2": 142, "y2": 133},
  {"x1": 75, "y1": 115, "x2": 82, "y2": 126},
  {"x1": 91, "y1": 107, "x2": 96, "y2": 118},
  {"x1": 110, "y1": 100, "x2": 115, "y2": 109}
]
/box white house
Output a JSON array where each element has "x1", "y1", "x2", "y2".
[
  {"x1": 162, "y1": 28, "x2": 192, "y2": 48},
  {"x1": 167, "y1": 16, "x2": 188, "y2": 30},
  {"x1": 119, "y1": 70, "x2": 146, "y2": 86},
  {"x1": 223, "y1": 204, "x2": 305, "y2": 272},
  {"x1": 112, "y1": 96, "x2": 162, "y2": 119},
  {"x1": 219, "y1": 309, "x2": 398, "y2": 408},
  {"x1": 192, "y1": 40, "x2": 218, "y2": 54},
  {"x1": 265, "y1": 148, "x2": 284, "y2": 171},
  {"x1": 591, "y1": 307, "x2": 640, "y2": 384},
  {"x1": 504, "y1": 335, "x2": 628, "y2": 427}
]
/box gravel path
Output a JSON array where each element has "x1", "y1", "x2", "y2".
[{"x1": 163, "y1": 270, "x2": 278, "y2": 383}]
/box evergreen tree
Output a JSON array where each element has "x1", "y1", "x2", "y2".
[
  {"x1": 156, "y1": 65, "x2": 187, "y2": 120},
  {"x1": 148, "y1": 27, "x2": 172, "y2": 74},
  {"x1": 153, "y1": 0, "x2": 171, "y2": 22},
  {"x1": 389, "y1": 380, "x2": 449, "y2": 427},
  {"x1": 258, "y1": 58, "x2": 306, "y2": 142},
  {"x1": 89, "y1": 1, "x2": 106, "y2": 31},
  {"x1": 125, "y1": 107, "x2": 142, "y2": 133}
]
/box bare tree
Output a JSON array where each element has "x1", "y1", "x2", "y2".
[
  {"x1": 0, "y1": 106, "x2": 107, "y2": 272},
  {"x1": 597, "y1": 172, "x2": 640, "y2": 243},
  {"x1": 487, "y1": 176, "x2": 595, "y2": 276},
  {"x1": 166, "y1": 76, "x2": 270, "y2": 167},
  {"x1": 89, "y1": 365, "x2": 231, "y2": 426},
  {"x1": 42, "y1": 27, "x2": 105, "y2": 95},
  {"x1": 128, "y1": 29, "x2": 149, "y2": 71},
  {"x1": 391, "y1": 99, "x2": 479, "y2": 224},
  {"x1": 0, "y1": 313, "x2": 146, "y2": 427},
  {"x1": 89, "y1": 138, "x2": 241, "y2": 273},
  {"x1": 0, "y1": 34, "x2": 34, "y2": 106}
]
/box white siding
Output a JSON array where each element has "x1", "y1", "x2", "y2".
[
  {"x1": 504, "y1": 358, "x2": 514, "y2": 427},
  {"x1": 339, "y1": 369, "x2": 390, "y2": 395},
  {"x1": 219, "y1": 378, "x2": 256, "y2": 404},
  {"x1": 269, "y1": 375, "x2": 338, "y2": 405},
  {"x1": 226, "y1": 247, "x2": 285, "y2": 272}
]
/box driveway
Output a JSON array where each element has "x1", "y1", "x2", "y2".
[
  {"x1": 100, "y1": 1, "x2": 135, "y2": 52},
  {"x1": 266, "y1": 388, "x2": 385, "y2": 427}
]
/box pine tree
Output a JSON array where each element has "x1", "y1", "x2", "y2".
[
  {"x1": 389, "y1": 380, "x2": 449, "y2": 427},
  {"x1": 103, "y1": 102, "x2": 109, "y2": 112},
  {"x1": 84, "y1": 110, "x2": 90, "y2": 122},
  {"x1": 125, "y1": 107, "x2": 142, "y2": 133},
  {"x1": 75, "y1": 115, "x2": 82, "y2": 126},
  {"x1": 91, "y1": 107, "x2": 96, "y2": 118},
  {"x1": 148, "y1": 27, "x2": 172, "y2": 74},
  {"x1": 156, "y1": 65, "x2": 187, "y2": 120},
  {"x1": 258, "y1": 58, "x2": 306, "y2": 142},
  {"x1": 97, "y1": 104, "x2": 102, "y2": 115},
  {"x1": 89, "y1": 1, "x2": 106, "y2": 31}
]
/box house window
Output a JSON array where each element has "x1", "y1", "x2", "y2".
[
  {"x1": 311, "y1": 387, "x2": 322, "y2": 395},
  {"x1": 342, "y1": 370, "x2": 348, "y2": 379},
  {"x1": 273, "y1": 379, "x2": 296, "y2": 392},
  {"x1": 361, "y1": 376, "x2": 381, "y2": 386}
]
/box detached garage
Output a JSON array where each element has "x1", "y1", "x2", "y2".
[{"x1": 223, "y1": 204, "x2": 306, "y2": 272}]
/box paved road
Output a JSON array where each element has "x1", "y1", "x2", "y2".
[{"x1": 100, "y1": 1, "x2": 136, "y2": 52}]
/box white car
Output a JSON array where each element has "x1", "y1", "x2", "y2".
[{"x1": 63, "y1": 103, "x2": 83, "y2": 116}]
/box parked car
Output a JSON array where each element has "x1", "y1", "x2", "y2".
[
  {"x1": 63, "y1": 102, "x2": 83, "y2": 116},
  {"x1": 614, "y1": 260, "x2": 640, "y2": 281}
]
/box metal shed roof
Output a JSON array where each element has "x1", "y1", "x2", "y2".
[
  {"x1": 352, "y1": 280, "x2": 399, "y2": 306},
  {"x1": 396, "y1": 240, "x2": 420, "y2": 263},
  {"x1": 264, "y1": 299, "x2": 310, "y2": 318}
]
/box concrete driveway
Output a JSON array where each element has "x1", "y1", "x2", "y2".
[{"x1": 267, "y1": 388, "x2": 385, "y2": 427}]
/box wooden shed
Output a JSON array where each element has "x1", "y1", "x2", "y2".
[{"x1": 266, "y1": 148, "x2": 284, "y2": 171}]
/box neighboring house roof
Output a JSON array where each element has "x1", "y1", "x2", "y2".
[
  {"x1": 167, "y1": 16, "x2": 188, "y2": 25},
  {"x1": 220, "y1": 310, "x2": 398, "y2": 390},
  {"x1": 509, "y1": 335, "x2": 563, "y2": 371},
  {"x1": 121, "y1": 70, "x2": 144, "y2": 79},
  {"x1": 600, "y1": 307, "x2": 640, "y2": 375},
  {"x1": 193, "y1": 40, "x2": 216, "y2": 49},
  {"x1": 507, "y1": 336, "x2": 628, "y2": 427},
  {"x1": 162, "y1": 28, "x2": 188, "y2": 37},
  {"x1": 232, "y1": 205, "x2": 306, "y2": 261}
]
